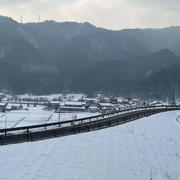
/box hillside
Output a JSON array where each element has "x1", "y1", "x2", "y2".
[
  {"x1": 72, "y1": 49, "x2": 180, "y2": 97},
  {"x1": 0, "y1": 15, "x2": 179, "y2": 97}
]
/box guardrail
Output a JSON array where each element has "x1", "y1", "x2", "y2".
[
  {"x1": 0, "y1": 105, "x2": 179, "y2": 146},
  {"x1": 0, "y1": 105, "x2": 178, "y2": 133}
]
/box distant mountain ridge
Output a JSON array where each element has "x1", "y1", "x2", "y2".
[{"x1": 0, "y1": 15, "x2": 179, "y2": 98}]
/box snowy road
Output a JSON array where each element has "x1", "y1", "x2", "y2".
[{"x1": 0, "y1": 111, "x2": 179, "y2": 180}]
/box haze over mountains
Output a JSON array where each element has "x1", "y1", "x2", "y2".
[{"x1": 0, "y1": 15, "x2": 179, "y2": 98}]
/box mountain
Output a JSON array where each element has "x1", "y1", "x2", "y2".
[
  {"x1": 21, "y1": 21, "x2": 101, "y2": 59},
  {"x1": 0, "y1": 15, "x2": 179, "y2": 97},
  {"x1": 132, "y1": 64, "x2": 180, "y2": 99},
  {"x1": 71, "y1": 49, "x2": 180, "y2": 96}
]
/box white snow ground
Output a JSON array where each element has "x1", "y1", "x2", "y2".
[
  {"x1": 0, "y1": 105, "x2": 100, "y2": 128},
  {"x1": 0, "y1": 111, "x2": 179, "y2": 180}
]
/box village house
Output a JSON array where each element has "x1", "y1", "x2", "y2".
[{"x1": 0, "y1": 102, "x2": 7, "y2": 112}]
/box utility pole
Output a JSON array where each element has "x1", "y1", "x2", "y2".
[
  {"x1": 20, "y1": 16, "x2": 22, "y2": 24},
  {"x1": 58, "y1": 111, "x2": 60, "y2": 122},
  {"x1": 38, "y1": 14, "x2": 40, "y2": 23},
  {"x1": 171, "y1": 78, "x2": 176, "y2": 105},
  {"x1": 58, "y1": 103, "x2": 60, "y2": 125},
  {"x1": 5, "y1": 115, "x2": 7, "y2": 136}
]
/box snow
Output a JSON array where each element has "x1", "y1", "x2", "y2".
[
  {"x1": 11, "y1": 93, "x2": 86, "y2": 102},
  {"x1": 0, "y1": 111, "x2": 179, "y2": 180},
  {"x1": 64, "y1": 101, "x2": 86, "y2": 106},
  {"x1": 65, "y1": 93, "x2": 86, "y2": 101},
  {"x1": 0, "y1": 102, "x2": 6, "y2": 106},
  {"x1": 100, "y1": 102, "x2": 113, "y2": 107},
  {"x1": 0, "y1": 105, "x2": 100, "y2": 128}
]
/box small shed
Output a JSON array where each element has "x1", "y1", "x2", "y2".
[{"x1": 0, "y1": 103, "x2": 7, "y2": 112}]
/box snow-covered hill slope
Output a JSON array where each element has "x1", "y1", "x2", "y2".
[{"x1": 0, "y1": 111, "x2": 179, "y2": 180}]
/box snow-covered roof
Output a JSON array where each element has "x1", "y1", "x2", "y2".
[
  {"x1": 6, "y1": 104, "x2": 12, "y2": 109},
  {"x1": 60, "y1": 105, "x2": 85, "y2": 110},
  {"x1": 0, "y1": 102, "x2": 6, "y2": 106},
  {"x1": 64, "y1": 101, "x2": 86, "y2": 106},
  {"x1": 85, "y1": 98, "x2": 97, "y2": 101},
  {"x1": 99, "y1": 103, "x2": 113, "y2": 107},
  {"x1": 89, "y1": 106, "x2": 98, "y2": 110},
  {"x1": 150, "y1": 101, "x2": 162, "y2": 105},
  {"x1": 132, "y1": 99, "x2": 140, "y2": 102},
  {"x1": 49, "y1": 101, "x2": 61, "y2": 104}
]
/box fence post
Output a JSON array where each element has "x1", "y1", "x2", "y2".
[
  {"x1": 0, "y1": 137, "x2": 3, "y2": 145},
  {"x1": 79, "y1": 123, "x2": 81, "y2": 133},
  {"x1": 109, "y1": 119, "x2": 111, "y2": 127},
  {"x1": 99, "y1": 122, "x2": 101, "y2": 129},
  {"x1": 54, "y1": 131, "x2": 57, "y2": 137}
]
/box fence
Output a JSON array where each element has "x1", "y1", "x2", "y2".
[{"x1": 0, "y1": 105, "x2": 179, "y2": 146}]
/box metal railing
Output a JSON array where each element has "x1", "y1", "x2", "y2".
[{"x1": 0, "y1": 105, "x2": 179, "y2": 135}]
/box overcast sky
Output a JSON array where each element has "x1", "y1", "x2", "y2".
[{"x1": 0, "y1": 0, "x2": 179, "y2": 30}]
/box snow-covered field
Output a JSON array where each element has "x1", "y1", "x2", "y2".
[
  {"x1": 0, "y1": 105, "x2": 100, "y2": 128},
  {"x1": 0, "y1": 111, "x2": 179, "y2": 180}
]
